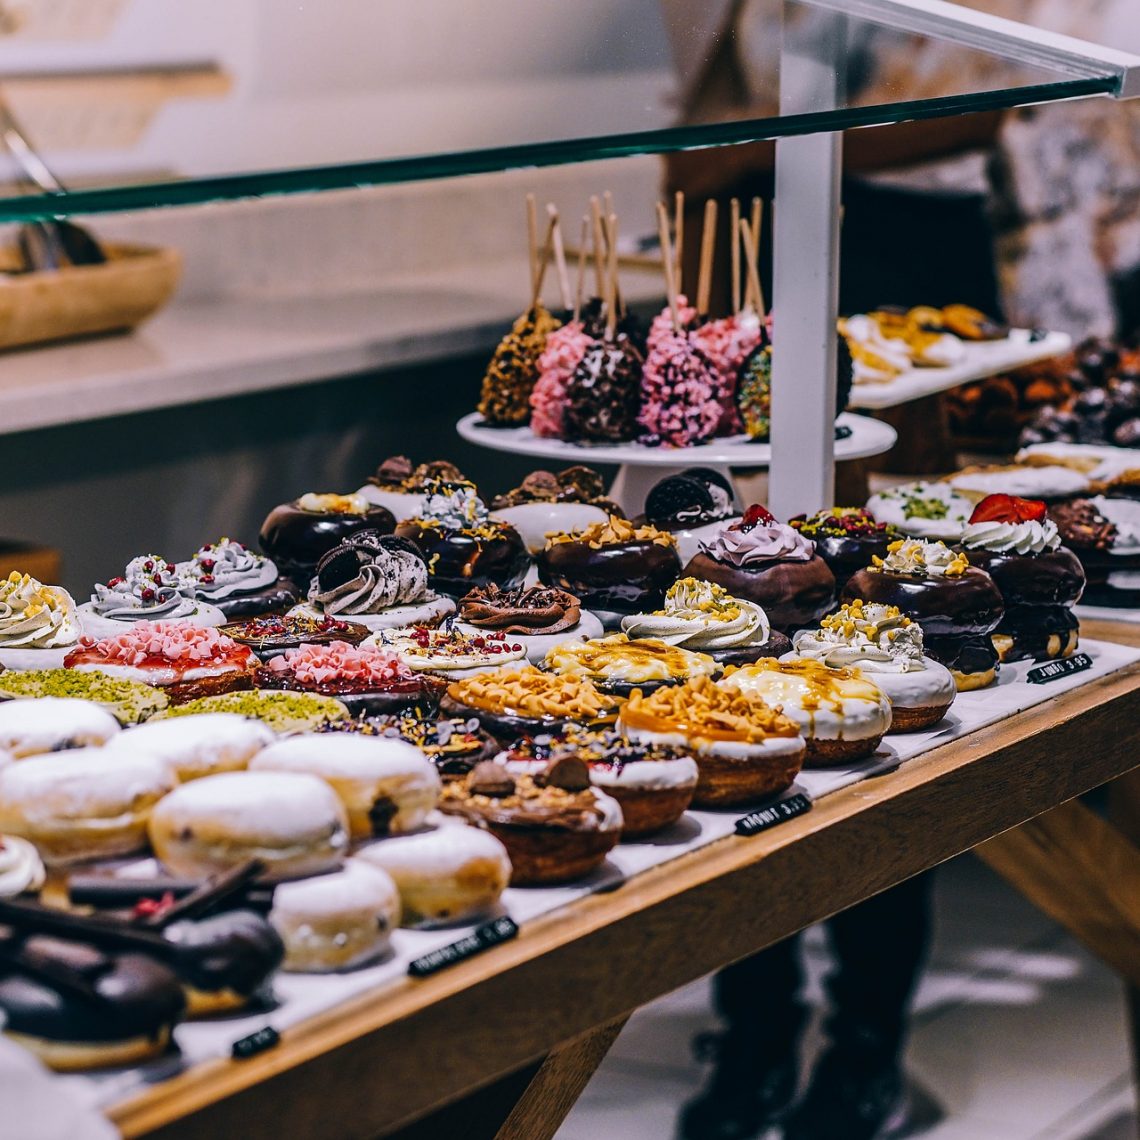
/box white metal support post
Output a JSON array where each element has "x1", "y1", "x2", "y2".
[{"x1": 768, "y1": 10, "x2": 846, "y2": 520}]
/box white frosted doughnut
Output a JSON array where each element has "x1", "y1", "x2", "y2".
[
  {"x1": 0, "y1": 748, "x2": 175, "y2": 865},
  {"x1": 148, "y1": 770, "x2": 349, "y2": 881},
  {"x1": 355, "y1": 820, "x2": 511, "y2": 927},
  {"x1": 0, "y1": 698, "x2": 121, "y2": 758},
  {"x1": 270, "y1": 857, "x2": 401, "y2": 972},
  {"x1": 106, "y1": 713, "x2": 275, "y2": 781},
  {"x1": 249, "y1": 734, "x2": 439, "y2": 841}
]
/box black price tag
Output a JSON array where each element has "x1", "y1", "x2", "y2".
[
  {"x1": 735, "y1": 793, "x2": 812, "y2": 836},
  {"x1": 1027, "y1": 653, "x2": 1093, "y2": 684},
  {"x1": 408, "y1": 917, "x2": 519, "y2": 978},
  {"x1": 231, "y1": 1025, "x2": 280, "y2": 1059}
]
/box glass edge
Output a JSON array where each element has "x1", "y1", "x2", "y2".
[{"x1": 0, "y1": 74, "x2": 1117, "y2": 222}]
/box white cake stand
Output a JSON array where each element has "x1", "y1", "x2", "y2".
[{"x1": 455, "y1": 412, "x2": 897, "y2": 512}]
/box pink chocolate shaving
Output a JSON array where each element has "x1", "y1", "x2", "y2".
[
  {"x1": 267, "y1": 640, "x2": 414, "y2": 687},
  {"x1": 530, "y1": 321, "x2": 593, "y2": 438},
  {"x1": 73, "y1": 620, "x2": 251, "y2": 667},
  {"x1": 637, "y1": 329, "x2": 722, "y2": 448},
  {"x1": 646, "y1": 294, "x2": 698, "y2": 356}
]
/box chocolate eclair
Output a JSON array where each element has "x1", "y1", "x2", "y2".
[
  {"x1": 438, "y1": 759, "x2": 623, "y2": 885},
  {"x1": 0, "y1": 933, "x2": 185, "y2": 1070},
  {"x1": 259, "y1": 493, "x2": 396, "y2": 582},
  {"x1": 395, "y1": 479, "x2": 531, "y2": 597}
]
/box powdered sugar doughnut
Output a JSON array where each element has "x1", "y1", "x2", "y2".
[
  {"x1": 106, "y1": 713, "x2": 275, "y2": 781},
  {"x1": 149, "y1": 771, "x2": 349, "y2": 881},
  {"x1": 250, "y1": 734, "x2": 439, "y2": 841},
  {"x1": 0, "y1": 748, "x2": 175, "y2": 864},
  {"x1": 0, "y1": 697, "x2": 121, "y2": 758},
  {"x1": 355, "y1": 820, "x2": 511, "y2": 926},
  {"x1": 269, "y1": 857, "x2": 401, "y2": 972}
]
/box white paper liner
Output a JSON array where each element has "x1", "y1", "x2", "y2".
[{"x1": 47, "y1": 638, "x2": 1140, "y2": 1112}]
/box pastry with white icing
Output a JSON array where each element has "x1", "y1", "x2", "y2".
[
  {"x1": 106, "y1": 712, "x2": 275, "y2": 782},
  {"x1": 865, "y1": 482, "x2": 973, "y2": 542},
  {"x1": 0, "y1": 697, "x2": 121, "y2": 758}
]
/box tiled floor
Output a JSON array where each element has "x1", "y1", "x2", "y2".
[{"x1": 557, "y1": 854, "x2": 1138, "y2": 1140}]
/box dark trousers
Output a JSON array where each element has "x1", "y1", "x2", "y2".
[{"x1": 714, "y1": 872, "x2": 933, "y2": 1060}]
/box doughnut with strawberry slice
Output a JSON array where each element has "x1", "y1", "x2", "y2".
[{"x1": 959, "y1": 493, "x2": 1085, "y2": 662}]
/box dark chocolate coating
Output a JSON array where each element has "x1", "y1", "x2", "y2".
[
  {"x1": 210, "y1": 579, "x2": 301, "y2": 620},
  {"x1": 536, "y1": 539, "x2": 682, "y2": 615},
  {"x1": 394, "y1": 522, "x2": 530, "y2": 598},
  {"x1": 842, "y1": 567, "x2": 1004, "y2": 639},
  {"x1": 438, "y1": 694, "x2": 615, "y2": 745},
  {"x1": 963, "y1": 547, "x2": 1085, "y2": 608},
  {"x1": 162, "y1": 911, "x2": 284, "y2": 998},
  {"x1": 811, "y1": 533, "x2": 895, "y2": 593},
  {"x1": 923, "y1": 633, "x2": 999, "y2": 676},
  {"x1": 259, "y1": 502, "x2": 396, "y2": 582},
  {"x1": 705, "y1": 631, "x2": 792, "y2": 667},
  {"x1": 682, "y1": 553, "x2": 836, "y2": 633},
  {"x1": 255, "y1": 672, "x2": 443, "y2": 718},
  {"x1": 995, "y1": 604, "x2": 1079, "y2": 662},
  {"x1": 0, "y1": 937, "x2": 184, "y2": 1046}
]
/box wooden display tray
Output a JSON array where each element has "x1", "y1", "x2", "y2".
[
  {"x1": 103, "y1": 619, "x2": 1140, "y2": 1140},
  {"x1": 0, "y1": 242, "x2": 181, "y2": 352}
]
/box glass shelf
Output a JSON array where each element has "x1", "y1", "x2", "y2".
[{"x1": 0, "y1": 0, "x2": 1131, "y2": 220}]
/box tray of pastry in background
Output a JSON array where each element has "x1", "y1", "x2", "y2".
[{"x1": 0, "y1": 242, "x2": 181, "y2": 352}]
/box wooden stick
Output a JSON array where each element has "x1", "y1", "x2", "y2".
[
  {"x1": 605, "y1": 212, "x2": 620, "y2": 340},
  {"x1": 530, "y1": 213, "x2": 557, "y2": 311},
  {"x1": 547, "y1": 203, "x2": 572, "y2": 313},
  {"x1": 526, "y1": 193, "x2": 539, "y2": 297},
  {"x1": 739, "y1": 218, "x2": 764, "y2": 324},
  {"x1": 673, "y1": 189, "x2": 685, "y2": 297},
  {"x1": 657, "y1": 201, "x2": 680, "y2": 333},
  {"x1": 574, "y1": 216, "x2": 588, "y2": 323},
  {"x1": 603, "y1": 211, "x2": 627, "y2": 319},
  {"x1": 750, "y1": 198, "x2": 766, "y2": 319},
  {"x1": 589, "y1": 195, "x2": 606, "y2": 301},
  {"x1": 696, "y1": 199, "x2": 717, "y2": 318},
  {"x1": 730, "y1": 197, "x2": 741, "y2": 315}
]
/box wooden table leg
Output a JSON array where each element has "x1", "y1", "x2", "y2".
[{"x1": 386, "y1": 1015, "x2": 629, "y2": 1140}]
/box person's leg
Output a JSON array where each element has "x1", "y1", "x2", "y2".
[
  {"x1": 680, "y1": 937, "x2": 809, "y2": 1139},
  {"x1": 783, "y1": 872, "x2": 934, "y2": 1140}
]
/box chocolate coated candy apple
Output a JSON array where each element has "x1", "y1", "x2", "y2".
[
  {"x1": 260, "y1": 493, "x2": 396, "y2": 582},
  {"x1": 682, "y1": 506, "x2": 836, "y2": 633}
]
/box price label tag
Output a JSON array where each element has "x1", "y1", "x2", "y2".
[
  {"x1": 232, "y1": 1025, "x2": 280, "y2": 1059},
  {"x1": 735, "y1": 793, "x2": 812, "y2": 836},
  {"x1": 1027, "y1": 653, "x2": 1093, "y2": 684},
  {"x1": 408, "y1": 916, "x2": 519, "y2": 978}
]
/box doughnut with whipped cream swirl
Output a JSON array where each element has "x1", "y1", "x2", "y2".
[
  {"x1": 178, "y1": 539, "x2": 281, "y2": 602},
  {"x1": 699, "y1": 516, "x2": 814, "y2": 566},
  {"x1": 961, "y1": 519, "x2": 1060, "y2": 555},
  {"x1": 0, "y1": 573, "x2": 79, "y2": 650}
]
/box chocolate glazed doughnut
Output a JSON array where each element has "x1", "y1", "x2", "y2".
[
  {"x1": 260, "y1": 501, "x2": 396, "y2": 582},
  {"x1": 810, "y1": 533, "x2": 895, "y2": 593},
  {"x1": 683, "y1": 553, "x2": 836, "y2": 633},
  {"x1": 395, "y1": 521, "x2": 530, "y2": 597},
  {"x1": 963, "y1": 548, "x2": 1085, "y2": 608},
  {"x1": 537, "y1": 539, "x2": 682, "y2": 615}
]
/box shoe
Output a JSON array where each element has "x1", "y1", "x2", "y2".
[
  {"x1": 780, "y1": 1047, "x2": 908, "y2": 1140},
  {"x1": 678, "y1": 1031, "x2": 799, "y2": 1140}
]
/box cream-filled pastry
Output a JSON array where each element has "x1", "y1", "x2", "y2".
[
  {"x1": 787, "y1": 601, "x2": 956, "y2": 731},
  {"x1": 0, "y1": 748, "x2": 175, "y2": 864},
  {"x1": 250, "y1": 733, "x2": 439, "y2": 840},
  {"x1": 0, "y1": 572, "x2": 81, "y2": 670},
  {"x1": 269, "y1": 858, "x2": 401, "y2": 972},
  {"x1": 0, "y1": 835, "x2": 46, "y2": 897},
  {"x1": 355, "y1": 819, "x2": 511, "y2": 926},
  {"x1": 78, "y1": 555, "x2": 226, "y2": 639},
  {"x1": 543, "y1": 632, "x2": 719, "y2": 696},
  {"x1": 620, "y1": 578, "x2": 789, "y2": 665},
  {"x1": 106, "y1": 712, "x2": 276, "y2": 781},
  {"x1": 292, "y1": 531, "x2": 454, "y2": 631},
  {"x1": 865, "y1": 482, "x2": 973, "y2": 542},
  {"x1": 718, "y1": 658, "x2": 892, "y2": 766},
  {"x1": 618, "y1": 676, "x2": 806, "y2": 807},
  {"x1": 0, "y1": 696, "x2": 121, "y2": 757},
  {"x1": 367, "y1": 624, "x2": 527, "y2": 678}
]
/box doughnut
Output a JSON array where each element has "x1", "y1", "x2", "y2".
[
  {"x1": 148, "y1": 771, "x2": 349, "y2": 881},
  {"x1": 0, "y1": 748, "x2": 175, "y2": 865},
  {"x1": 269, "y1": 858, "x2": 400, "y2": 972},
  {"x1": 106, "y1": 713, "x2": 276, "y2": 782},
  {"x1": 249, "y1": 734, "x2": 439, "y2": 841},
  {"x1": 0, "y1": 697, "x2": 121, "y2": 758},
  {"x1": 355, "y1": 821, "x2": 511, "y2": 926}
]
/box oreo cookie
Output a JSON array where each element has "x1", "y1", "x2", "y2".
[
  {"x1": 314, "y1": 532, "x2": 426, "y2": 592},
  {"x1": 645, "y1": 468, "x2": 736, "y2": 529}
]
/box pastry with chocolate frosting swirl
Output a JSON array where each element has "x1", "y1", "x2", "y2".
[{"x1": 461, "y1": 584, "x2": 582, "y2": 635}]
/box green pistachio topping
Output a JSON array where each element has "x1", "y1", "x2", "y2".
[
  {"x1": 160, "y1": 690, "x2": 350, "y2": 734},
  {"x1": 0, "y1": 669, "x2": 167, "y2": 724}
]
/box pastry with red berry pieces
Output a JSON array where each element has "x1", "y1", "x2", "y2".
[
  {"x1": 959, "y1": 494, "x2": 1085, "y2": 662},
  {"x1": 292, "y1": 531, "x2": 455, "y2": 632},
  {"x1": 788, "y1": 509, "x2": 903, "y2": 592},
  {"x1": 77, "y1": 555, "x2": 225, "y2": 640},
  {"x1": 536, "y1": 517, "x2": 683, "y2": 624},
  {"x1": 457, "y1": 583, "x2": 604, "y2": 664},
  {"x1": 395, "y1": 480, "x2": 530, "y2": 598},
  {"x1": 0, "y1": 572, "x2": 82, "y2": 671},
  {"x1": 259, "y1": 492, "x2": 396, "y2": 583},
  {"x1": 218, "y1": 612, "x2": 371, "y2": 662},
  {"x1": 842, "y1": 539, "x2": 1004, "y2": 690},
  {"x1": 367, "y1": 624, "x2": 528, "y2": 679},
  {"x1": 177, "y1": 538, "x2": 298, "y2": 619},
  {"x1": 64, "y1": 621, "x2": 257, "y2": 705},
  {"x1": 682, "y1": 506, "x2": 836, "y2": 633},
  {"x1": 255, "y1": 640, "x2": 443, "y2": 717}
]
